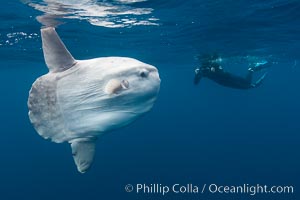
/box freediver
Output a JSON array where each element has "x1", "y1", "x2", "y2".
[{"x1": 194, "y1": 54, "x2": 270, "y2": 89}]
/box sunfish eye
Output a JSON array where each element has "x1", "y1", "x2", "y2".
[{"x1": 139, "y1": 69, "x2": 149, "y2": 78}]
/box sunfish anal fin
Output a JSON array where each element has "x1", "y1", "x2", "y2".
[
  {"x1": 41, "y1": 27, "x2": 76, "y2": 73},
  {"x1": 70, "y1": 138, "x2": 97, "y2": 173}
]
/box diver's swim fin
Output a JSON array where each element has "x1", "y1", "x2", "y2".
[{"x1": 252, "y1": 72, "x2": 268, "y2": 88}]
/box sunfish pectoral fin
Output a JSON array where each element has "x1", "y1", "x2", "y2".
[
  {"x1": 105, "y1": 79, "x2": 129, "y2": 95},
  {"x1": 41, "y1": 27, "x2": 76, "y2": 73},
  {"x1": 70, "y1": 138, "x2": 97, "y2": 173}
]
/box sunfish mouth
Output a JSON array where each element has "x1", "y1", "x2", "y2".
[{"x1": 105, "y1": 79, "x2": 129, "y2": 95}]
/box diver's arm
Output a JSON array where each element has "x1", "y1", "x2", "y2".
[
  {"x1": 194, "y1": 68, "x2": 202, "y2": 85},
  {"x1": 194, "y1": 74, "x2": 202, "y2": 84}
]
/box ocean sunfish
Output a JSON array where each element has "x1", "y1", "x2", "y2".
[{"x1": 28, "y1": 27, "x2": 160, "y2": 173}]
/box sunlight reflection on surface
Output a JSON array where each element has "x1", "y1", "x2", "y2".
[{"x1": 24, "y1": 0, "x2": 159, "y2": 28}]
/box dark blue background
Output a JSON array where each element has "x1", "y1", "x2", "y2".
[{"x1": 0, "y1": 0, "x2": 299, "y2": 199}]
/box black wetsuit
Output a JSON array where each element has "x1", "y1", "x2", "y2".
[{"x1": 194, "y1": 61, "x2": 268, "y2": 89}]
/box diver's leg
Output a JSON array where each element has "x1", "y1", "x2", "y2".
[
  {"x1": 251, "y1": 72, "x2": 268, "y2": 88},
  {"x1": 249, "y1": 61, "x2": 271, "y2": 72},
  {"x1": 247, "y1": 61, "x2": 270, "y2": 88},
  {"x1": 246, "y1": 68, "x2": 254, "y2": 83}
]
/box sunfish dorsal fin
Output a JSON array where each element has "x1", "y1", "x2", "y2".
[{"x1": 41, "y1": 27, "x2": 76, "y2": 72}]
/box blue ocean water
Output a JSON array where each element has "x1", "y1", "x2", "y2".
[{"x1": 0, "y1": 0, "x2": 299, "y2": 199}]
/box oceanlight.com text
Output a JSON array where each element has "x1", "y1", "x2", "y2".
[{"x1": 124, "y1": 183, "x2": 294, "y2": 196}]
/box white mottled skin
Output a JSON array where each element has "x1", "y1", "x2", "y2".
[{"x1": 28, "y1": 27, "x2": 160, "y2": 173}]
